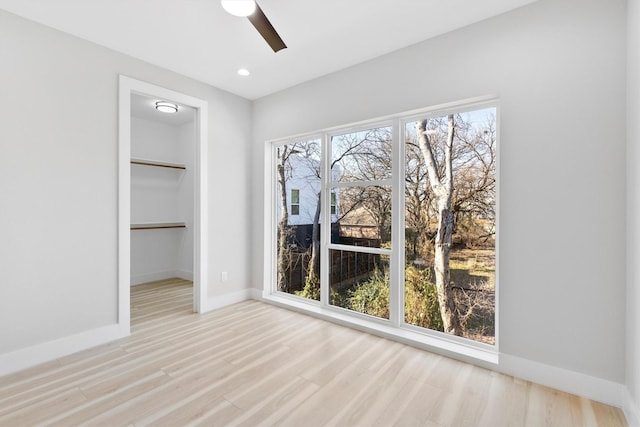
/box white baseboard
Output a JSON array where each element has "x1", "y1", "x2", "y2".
[
  {"x1": 624, "y1": 389, "x2": 640, "y2": 427},
  {"x1": 130, "y1": 270, "x2": 193, "y2": 286},
  {"x1": 201, "y1": 288, "x2": 259, "y2": 313},
  {"x1": 248, "y1": 288, "x2": 262, "y2": 300},
  {"x1": 0, "y1": 324, "x2": 125, "y2": 377},
  {"x1": 499, "y1": 353, "x2": 627, "y2": 409}
]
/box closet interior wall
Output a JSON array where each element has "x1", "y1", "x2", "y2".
[{"x1": 130, "y1": 98, "x2": 195, "y2": 286}]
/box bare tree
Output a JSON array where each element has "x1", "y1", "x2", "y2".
[
  {"x1": 405, "y1": 139, "x2": 435, "y2": 259},
  {"x1": 406, "y1": 113, "x2": 496, "y2": 252},
  {"x1": 416, "y1": 115, "x2": 463, "y2": 336},
  {"x1": 452, "y1": 115, "x2": 496, "y2": 247},
  {"x1": 276, "y1": 145, "x2": 295, "y2": 292}
]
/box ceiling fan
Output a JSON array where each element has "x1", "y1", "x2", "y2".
[{"x1": 221, "y1": 0, "x2": 287, "y2": 52}]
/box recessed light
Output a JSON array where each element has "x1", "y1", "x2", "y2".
[
  {"x1": 221, "y1": 0, "x2": 256, "y2": 17},
  {"x1": 237, "y1": 68, "x2": 251, "y2": 77},
  {"x1": 155, "y1": 101, "x2": 178, "y2": 113}
]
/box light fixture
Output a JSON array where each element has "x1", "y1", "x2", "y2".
[
  {"x1": 237, "y1": 68, "x2": 251, "y2": 77},
  {"x1": 155, "y1": 101, "x2": 178, "y2": 114},
  {"x1": 221, "y1": 0, "x2": 256, "y2": 17}
]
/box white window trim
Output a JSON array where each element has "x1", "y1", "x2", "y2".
[
  {"x1": 262, "y1": 95, "x2": 500, "y2": 364},
  {"x1": 331, "y1": 179, "x2": 392, "y2": 188}
]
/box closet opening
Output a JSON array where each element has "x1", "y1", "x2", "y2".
[{"x1": 118, "y1": 76, "x2": 209, "y2": 336}]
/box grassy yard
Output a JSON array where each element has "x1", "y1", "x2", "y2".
[
  {"x1": 449, "y1": 248, "x2": 495, "y2": 344},
  {"x1": 449, "y1": 248, "x2": 495, "y2": 290}
]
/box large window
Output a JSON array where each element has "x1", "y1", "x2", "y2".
[
  {"x1": 328, "y1": 125, "x2": 393, "y2": 318},
  {"x1": 274, "y1": 139, "x2": 322, "y2": 299},
  {"x1": 404, "y1": 108, "x2": 496, "y2": 344},
  {"x1": 270, "y1": 100, "x2": 497, "y2": 350}
]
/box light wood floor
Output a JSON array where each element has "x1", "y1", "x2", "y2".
[{"x1": 0, "y1": 278, "x2": 628, "y2": 426}]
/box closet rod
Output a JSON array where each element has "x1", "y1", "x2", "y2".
[
  {"x1": 131, "y1": 159, "x2": 186, "y2": 170},
  {"x1": 131, "y1": 222, "x2": 186, "y2": 230}
]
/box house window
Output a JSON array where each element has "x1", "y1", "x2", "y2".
[
  {"x1": 269, "y1": 99, "x2": 497, "y2": 353},
  {"x1": 330, "y1": 192, "x2": 337, "y2": 215},
  {"x1": 291, "y1": 189, "x2": 300, "y2": 215}
]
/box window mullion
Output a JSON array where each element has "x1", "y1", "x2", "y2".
[
  {"x1": 320, "y1": 133, "x2": 331, "y2": 307},
  {"x1": 389, "y1": 119, "x2": 403, "y2": 327}
]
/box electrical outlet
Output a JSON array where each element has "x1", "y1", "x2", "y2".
[{"x1": 221, "y1": 271, "x2": 228, "y2": 282}]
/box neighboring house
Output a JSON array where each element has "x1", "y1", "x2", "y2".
[{"x1": 278, "y1": 154, "x2": 340, "y2": 247}]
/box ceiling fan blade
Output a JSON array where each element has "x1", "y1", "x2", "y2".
[{"x1": 248, "y1": 3, "x2": 287, "y2": 52}]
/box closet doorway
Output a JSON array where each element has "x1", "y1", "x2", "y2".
[{"x1": 118, "y1": 76, "x2": 208, "y2": 336}]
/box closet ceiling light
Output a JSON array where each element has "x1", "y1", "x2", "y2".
[{"x1": 155, "y1": 101, "x2": 178, "y2": 113}]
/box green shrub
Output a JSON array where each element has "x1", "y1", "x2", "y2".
[
  {"x1": 295, "y1": 275, "x2": 320, "y2": 301},
  {"x1": 298, "y1": 264, "x2": 444, "y2": 333},
  {"x1": 347, "y1": 268, "x2": 389, "y2": 318},
  {"x1": 404, "y1": 265, "x2": 444, "y2": 331}
]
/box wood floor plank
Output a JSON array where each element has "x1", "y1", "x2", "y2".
[
  {"x1": 476, "y1": 371, "x2": 529, "y2": 426},
  {"x1": 0, "y1": 387, "x2": 87, "y2": 425},
  {"x1": 327, "y1": 349, "x2": 430, "y2": 426},
  {"x1": 145, "y1": 395, "x2": 242, "y2": 427},
  {"x1": 0, "y1": 279, "x2": 628, "y2": 427},
  {"x1": 46, "y1": 372, "x2": 172, "y2": 426},
  {"x1": 323, "y1": 344, "x2": 417, "y2": 426},
  {"x1": 229, "y1": 376, "x2": 320, "y2": 427}
]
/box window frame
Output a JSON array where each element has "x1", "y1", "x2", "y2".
[
  {"x1": 322, "y1": 122, "x2": 395, "y2": 315},
  {"x1": 264, "y1": 96, "x2": 500, "y2": 363}
]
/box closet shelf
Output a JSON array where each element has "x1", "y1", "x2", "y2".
[
  {"x1": 131, "y1": 158, "x2": 186, "y2": 170},
  {"x1": 131, "y1": 222, "x2": 186, "y2": 230}
]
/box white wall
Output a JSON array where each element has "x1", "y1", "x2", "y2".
[
  {"x1": 0, "y1": 8, "x2": 252, "y2": 357},
  {"x1": 627, "y1": 0, "x2": 640, "y2": 422},
  {"x1": 252, "y1": 0, "x2": 626, "y2": 386}
]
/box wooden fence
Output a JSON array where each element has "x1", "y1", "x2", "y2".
[{"x1": 282, "y1": 246, "x2": 382, "y2": 293}]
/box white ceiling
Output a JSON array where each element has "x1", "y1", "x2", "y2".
[{"x1": 0, "y1": 0, "x2": 538, "y2": 100}]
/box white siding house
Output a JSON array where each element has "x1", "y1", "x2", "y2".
[{"x1": 279, "y1": 154, "x2": 340, "y2": 227}]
